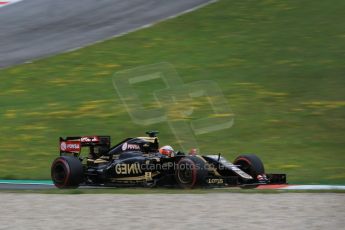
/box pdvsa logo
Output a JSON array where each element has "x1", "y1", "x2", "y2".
[
  {"x1": 60, "y1": 142, "x2": 67, "y2": 151},
  {"x1": 60, "y1": 141, "x2": 80, "y2": 152},
  {"x1": 67, "y1": 143, "x2": 80, "y2": 149},
  {"x1": 122, "y1": 142, "x2": 140, "y2": 151}
]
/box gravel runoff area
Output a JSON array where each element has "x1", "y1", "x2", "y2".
[{"x1": 0, "y1": 193, "x2": 344, "y2": 230}]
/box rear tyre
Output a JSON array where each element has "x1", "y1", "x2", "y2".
[
  {"x1": 175, "y1": 156, "x2": 208, "y2": 189},
  {"x1": 233, "y1": 154, "x2": 265, "y2": 189},
  {"x1": 51, "y1": 156, "x2": 84, "y2": 189}
]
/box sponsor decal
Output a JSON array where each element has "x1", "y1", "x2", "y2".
[
  {"x1": 115, "y1": 163, "x2": 142, "y2": 175},
  {"x1": 81, "y1": 136, "x2": 99, "y2": 143},
  {"x1": 60, "y1": 141, "x2": 81, "y2": 153},
  {"x1": 121, "y1": 142, "x2": 128, "y2": 151},
  {"x1": 121, "y1": 142, "x2": 140, "y2": 151},
  {"x1": 60, "y1": 142, "x2": 67, "y2": 151},
  {"x1": 207, "y1": 178, "x2": 224, "y2": 184}
]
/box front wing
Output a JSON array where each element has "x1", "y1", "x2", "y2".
[{"x1": 205, "y1": 173, "x2": 287, "y2": 187}]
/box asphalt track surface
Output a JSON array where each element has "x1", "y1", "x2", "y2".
[
  {"x1": 0, "y1": 183, "x2": 54, "y2": 190},
  {"x1": 1, "y1": 180, "x2": 345, "y2": 190},
  {"x1": 0, "y1": 0, "x2": 214, "y2": 68}
]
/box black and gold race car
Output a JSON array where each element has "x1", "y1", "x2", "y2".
[{"x1": 51, "y1": 131, "x2": 286, "y2": 189}]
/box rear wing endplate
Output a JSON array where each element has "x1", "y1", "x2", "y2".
[{"x1": 59, "y1": 136, "x2": 111, "y2": 156}]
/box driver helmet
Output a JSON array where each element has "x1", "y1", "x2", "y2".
[{"x1": 159, "y1": 145, "x2": 174, "y2": 157}]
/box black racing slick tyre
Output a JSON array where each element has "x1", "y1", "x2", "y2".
[
  {"x1": 233, "y1": 154, "x2": 265, "y2": 189},
  {"x1": 175, "y1": 156, "x2": 208, "y2": 189},
  {"x1": 51, "y1": 156, "x2": 84, "y2": 189}
]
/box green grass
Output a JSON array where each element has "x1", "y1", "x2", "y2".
[{"x1": 0, "y1": 0, "x2": 344, "y2": 184}]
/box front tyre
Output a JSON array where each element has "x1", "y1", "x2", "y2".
[
  {"x1": 233, "y1": 154, "x2": 265, "y2": 189},
  {"x1": 175, "y1": 156, "x2": 207, "y2": 189},
  {"x1": 51, "y1": 156, "x2": 84, "y2": 189}
]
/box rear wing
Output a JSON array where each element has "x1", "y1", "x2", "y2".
[{"x1": 59, "y1": 136, "x2": 111, "y2": 156}]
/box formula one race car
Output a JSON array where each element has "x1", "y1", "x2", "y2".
[{"x1": 51, "y1": 131, "x2": 286, "y2": 189}]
